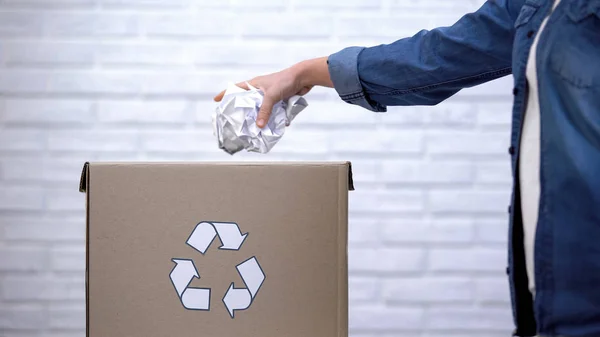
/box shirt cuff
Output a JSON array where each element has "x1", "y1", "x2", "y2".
[{"x1": 327, "y1": 46, "x2": 386, "y2": 112}]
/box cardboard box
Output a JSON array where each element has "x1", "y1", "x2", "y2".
[{"x1": 79, "y1": 161, "x2": 353, "y2": 337}]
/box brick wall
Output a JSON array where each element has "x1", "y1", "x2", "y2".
[{"x1": 0, "y1": 0, "x2": 517, "y2": 336}]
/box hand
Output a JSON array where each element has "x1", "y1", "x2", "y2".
[{"x1": 213, "y1": 57, "x2": 333, "y2": 128}]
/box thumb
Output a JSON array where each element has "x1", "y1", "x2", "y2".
[{"x1": 256, "y1": 97, "x2": 275, "y2": 128}]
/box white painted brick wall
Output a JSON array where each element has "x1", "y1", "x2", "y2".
[{"x1": 0, "y1": 0, "x2": 516, "y2": 336}]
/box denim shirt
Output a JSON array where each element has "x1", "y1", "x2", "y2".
[{"x1": 327, "y1": 0, "x2": 600, "y2": 336}]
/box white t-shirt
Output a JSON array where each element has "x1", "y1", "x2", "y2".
[{"x1": 520, "y1": 0, "x2": 561, "y2": 298}]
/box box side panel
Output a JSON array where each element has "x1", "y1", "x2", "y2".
[
  {"x1": 84, "y1": 163, "x2": 90, "y2": 337},
  {"x1": 86, "y1": 163, "x2": 348, "y2": 337}
]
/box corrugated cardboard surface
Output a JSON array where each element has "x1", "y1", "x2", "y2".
[{"x1": 82, "y1": 162, "x2": 350, "y2": 337}]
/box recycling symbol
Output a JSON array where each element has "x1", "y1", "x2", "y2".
[{"x1": 169, "y1": 221, "x2": 266, "y2": 318}]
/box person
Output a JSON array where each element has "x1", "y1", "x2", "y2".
[{"x1": 214, "y1": 0, "x2": 600, "y2": 336}]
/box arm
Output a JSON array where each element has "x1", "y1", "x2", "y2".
[
  {"x1": 214, "y1": 0, "x2": 518, "y2": 125},
  {"x1": 327, "y1": 0, "x2": 518, "y2": 112}
]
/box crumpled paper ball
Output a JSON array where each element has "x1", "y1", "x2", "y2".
[{"x1": 212, "y1": 82, "x2": 308, "y2": 155}]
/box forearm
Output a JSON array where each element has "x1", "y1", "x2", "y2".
[{"x1": 293, "y1": 57, "x2": 334, "y2": 89}]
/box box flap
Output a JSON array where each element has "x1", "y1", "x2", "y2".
[
  {"x1": 346, "y1": 162, "x2": 354, "y2": 191},
  {"x1": 79, "y1": 162, "x2": 89, "y2": 193}
]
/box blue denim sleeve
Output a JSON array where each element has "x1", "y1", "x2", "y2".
[{"x1": 327, "y1": 0, "x2": 516, "y2": 111}]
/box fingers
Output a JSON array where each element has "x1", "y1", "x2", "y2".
[
  {"x1": 214, "y1": 79, "x2": 275, "y2": 128},
  {"x1": 235, "y1": 81, "x2": 250, "y2": 90},
  {"x1": 213, "y1": 81, "x2": 252, "y2": 102},
  {"x1": 213, "y1": 90, "x2": 225, "y2": 102},
  {"x1": 256, "y1": 96, "x2": 275, "y2": 128}
]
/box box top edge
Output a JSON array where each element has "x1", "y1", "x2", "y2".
[
  {"x1": 79, "y1": 162, "x2": 89, "y2": 193},
  {"x1": 79, "y1": 161, "x2": 354, "y2": 192},
  {"x1": 83, "y1": 161, "x2": 352, "y2": 166}
]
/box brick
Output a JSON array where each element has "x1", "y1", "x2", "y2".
[
  {"x1": 0, "y1": 70, "x2": 49, "y2": 93},
  {"x1": 46, "y1": 71, "x2": 143, "y2": 95},
  {"x1": 382, "y1": 218, "x2": 473, "y2": 243},
  {"x1": 2, "y1": 0, "x2": 93, "y2": 7},
  {"x1": 47, "y1": 131, "x2": 138, "y2": 152},
  {"x1": 4, "y1": 219, "x2": 85, "y2": 242},
  {"x1": 381, "y1": 160, "x2": 473, "y2": 183},
  {"x1": 475, "y1": 277, "x2": 510, "y2": 304},
  {"x1": 427, "y1": 131, "x2": 509, "y2": 156},
  {"x1": 0, "y1": 70, "x2": 142, "y2": 95},
  {"x1": 101, "y1": 0, "x2": 190, "y2": 8},
  {"x1": 0, "y1": 130, "x2": 44, "y2": 151},
  {"x1": 296, "y1": 0, "x2": 382, "y2": 9},
  {"x1": 351, "y1": 191, "x2": 425, "y2": 213},
  {"x1": 142, "y1": 72, "x2": 228, "y2": 95},
  {"x1": 426, "y1": 307, "x2": 512, "y2": 330},
  {"x1": 426, "y1": 334, "x2": 508, "y2": 337},
  {"x1": 193, "y1": 0, "x2": 229, "y2": 8},
  {"x1": 1, "y1": 158, "x2": 85, "y2": 183},
  {"x1": 349, "y1": 277, "x2": 380, "y2": 302},
  {"x1": 2, "y1": 99, "x2": 93, "y2": 124},
  {"x1": 331, "y1": 130, "x2": 423, "y2": 153},
  {"x1": 419, "y1": 103, "x2": 476, "y2": 126},
  {"x1": 144, "y1": 14, "x2": 236, "y2": 38},
  {"x1": 476, "y1": 162, "x2": 512, "y2": 184},
  {"x1": 350, "y1": 306, "x2": 424, "y2": 331},
  {"x1": 429, "y1": 248, "x2": 506, "y2": 272},
  {"x1": 383, "y1": 277, "x2": 473, "y2": 303},
  {"x1": 2, "y1": 277, "x2": 84, "y2": 301},
  {"x1": 196, "y1": 100, "x2": 220, "y2": 124},
  {"x1": 0, "y1": 186, "x2": 45, "y2": 211},
  {"x1": 298, "y1": 101, "x2": 378, "y2": 125},
  {"x1": 460, "y1": 76, "x2": 513, "y2": 98},
  {"x1": 341, "y1": 159, "x2": 380, "y2": 184},
  {"x1": 0, "y1": 307, "x2": 47, "y2": 329},
  {"x1": 348, "y1": 218, "x2": 380, "y2": 244},
  {"x1": 271, "y1": 130, "x2": 329, "y2": 154},
  {"x1": 4, "y1": 42, "x2": 94, "y2": 67},
  {"x1": 140, "y1": 130, "x2": 217, "y2": 153},
  {"x1": 97, "y1": 43, "x2": 192, "y2": 67},
  {"x1": 379, "y1": 106, "x2": 425, "y2": 125},
  {"x1": 97, "y1": 100, "x2": 190, "y2": 124},
  {"x1": 379, "y1": 98, "x2": 478, "y2": 128},
  {"x1": 0, "y1": 11, "x2": 43, "y2": 36},
  {"x1": 51, "y1": 247, "x2": 85, "y2": 272},
  {"x1": 337, "y1": 17, "x2": 421, "y2": 38},
  {"x1": 0, "y1": 247, "x2": 48, "y2": 271},
  {"x1": 43, "y1": 333, "x2": 86, "y2": 337},
  {"x1": 476, "y1": 102, "x2": 513, "y2": 127},
  {"x1": 390, "y1": 0, "x2": 478, "y2": 14},
  {"x1": 475, "y1": 219, "x2": 508, "y2": 244},
  {"x1": 241, "y1": 15, "x2": 333, "y2": 38},
  {"x1": 195, "y1": 43, "x2": 291, "y2": 67},
  {"x1": 44, "y1": 13, "x2": 139, "y2": 37},
  {"x1": 46, "y1": 189, "x2": 85, "y2": 212},
  {"x1": 349, "y1": 248, "x2": 424, "y2": 273},
  {"x1": 49, "y1": 306, "x2": 85, "y2": 329},
  {"x1": 429, "y1": 190, "x2": 510, "y2": 213},
  {"x1": 230, "y1": 0, "x2": 288, "y2": 10}
]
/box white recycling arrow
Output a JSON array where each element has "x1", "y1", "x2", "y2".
[
  {"x1": 222, "y1": 256, "x2": 266, "y2": 318},
  {"x1": 213, "y1": 222, "x2": 248, "y2": 250},
  {"x1": 169, "y1": 259, "x2": 210, "y2": 310},
  {"x1": 222, "y1": 284, "x2": 252, "y2": 315},
  {"x1": 187, "y1": 221, "x2": 248, "y2": 254}
]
